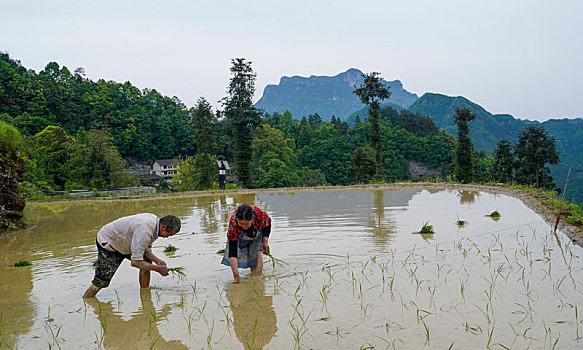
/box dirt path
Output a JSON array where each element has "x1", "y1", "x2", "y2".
[{"x1": 30, "y1": 182, "x2": 583, "y2": 246}]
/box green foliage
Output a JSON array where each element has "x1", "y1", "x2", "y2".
[
  {"x1": 222, "y1": 58, "x2": 262, "y2": 188},
  {"x1": 13, "y1": 260, "x2": 32, "y2": 267},
  {"x1": 514, "y1": 125, "x2": 559, "y2": 189},
  {"x1": 354, "y1": 72, "x2": 391, "y2": 178},
  {"x1": 486, "y1": 210, "x2": 501, "y2": 218},
  {"x1": 163, "y1": 244, "x2": 177, "y2": 252},
  {"x1": 492, "y1": 139, "x2": 514, "y2": 183},
  {"x1": 453, "y1": 107, "x2": 477, "y2": 183},
  {"x1": 33, "y1": 125, "x2": 74, "y2": 189},
  {"x1": 419, "y1": 222, "x2": 434, "y2": 234},
  {"x1": 173, "y1": 154, "x2": 218, "y2": 191},
  {"x1": 252, "y1": 124, "x2": 303, "y2": 188},
  {"x1": 68, "y1": 129, "x2": 135, "y2": 189},
  {"x1": 1, "y1": 52, "x2": 195, "y2": 163},
  {"x1": 0, "y1": 120, "x2": 23, "y2": 157},
  {"x1": 348, "y1": 146, "x2": 377, "y2": 184},
  {"x1": 168, "y1": 266, "x2": 186, "y2": 280}
]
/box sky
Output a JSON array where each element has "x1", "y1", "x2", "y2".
[{"x1": 1, "y1": 0, "x2": 581, "y2": 121}]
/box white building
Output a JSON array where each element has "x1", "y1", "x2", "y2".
[{"x1": 151, "y1": 159, "x2": 179, "y2": 180}]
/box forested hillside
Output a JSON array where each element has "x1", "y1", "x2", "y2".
[
  {"x1": 0, "y1": 52, "x2": 454, "y2": 194},
  {"x1": 409, "y1": 93, "x2": 583, "y2": 202},
  {"x1": 0, "y1": 52, "x2": 196, "y2": 162}
]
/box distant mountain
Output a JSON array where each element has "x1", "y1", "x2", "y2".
[
  {"x1": 255, "y1": 68, "x2": 418, "y2": 121},
  {"x1": 409, "y1": 93, "x2": 583, "y2": 203},
  {"x1": 408, "y1": 93, "x2": 529, "y2": 153}
]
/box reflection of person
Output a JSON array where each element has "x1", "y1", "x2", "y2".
[
  {"x1": 83, "y1": 213, "x2": 181, "y2": 298},
  {"x1": 225, "y1": 279, "x2": 277, "y2": 349},
  {"x1": 86, "y1": 289, "x2": 188, "y2": 349},
  {"x1": 221, "y1": 205, "x2": 271, "y2": 283},
  {"x1": 219, "y1": 161, "x2": 226, "y2": 190}
]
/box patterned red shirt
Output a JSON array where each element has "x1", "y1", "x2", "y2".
[{"x1": 227, "y1": 206, "x2": 271, "y2": 241}]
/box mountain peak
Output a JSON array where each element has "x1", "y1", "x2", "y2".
[{"x1": 256, "y1": 68, "x2": 418, "y2": 121}]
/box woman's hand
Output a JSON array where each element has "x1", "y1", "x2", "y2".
[{"x1": 262, "y1": 238, "x2": 270, "y2": 255}]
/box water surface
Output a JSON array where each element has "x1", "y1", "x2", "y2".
[{"x1": 1, "y1": 188, "x2": 582, "y2": 349}]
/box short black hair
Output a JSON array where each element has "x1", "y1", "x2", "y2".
[
  {"x1": 160, "y1": 215, "x2": 181, "y2": 233},
  {"x1": 235, "y1": 204, "x2": 254, "y2": 221}
]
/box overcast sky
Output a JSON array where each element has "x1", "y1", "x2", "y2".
[{"x1": 1, "y1": 0, "x2": 581, "y2": 121}]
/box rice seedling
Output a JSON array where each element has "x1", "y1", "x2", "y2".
[
  {"x1": 486, "y1": 210, "x2": 501, "y2": 218},
  {"x1": 168, "y1": 266, "x2": 186, "y2": 280},
  {"x1": 45, "y1": 322, "x2": 63, "y2": 350},
  {"x1": 149, "y1": 335, "x2": 161, "y2": 350},
  {"x1": 191, "y1": 282, "x2": 198, "y2": 299},
  {"x1": 464, "y1": 322, "x2": 482, "y2": 335},
  {"x1": 265, "y1": 253, "x2": 289, "y2": 269},
  {"x1": 92, "y1": 260, "x2": 98, "y2": 267},
  {"x1": 13, "y1": 259, "x2": 32, "y2": 267},
  {"x1": 185, "y1": 311, "x2": 195, "y2": 335},
  {"x1": 206, "y1": 319, "x2": 215, "y2": 346},
  {"x1": 163, "y1": 244, "x2": 177, "y2": 253},
  {"x1": 421, "y1": 318, "x2": 430, "y2": 345},
  {"x1": 551, "y1": 335, "x2": 560, "y2": 350},
  {"x1": 455, "y1": 214, "x2": 468, "y2": 227},
  {"x1": 244, "y1": 316, "x2": 259, "y2": 350},
  {"x1": 418, "y1": 222, "x2": 434, "y2": 234},
  {"x1": 216, "y1": 248, "x2": 225, "y2": 254}
]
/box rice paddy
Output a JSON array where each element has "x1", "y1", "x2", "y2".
[{"x1": 0, "y1": 188, "x2": 582, "y2": 349}]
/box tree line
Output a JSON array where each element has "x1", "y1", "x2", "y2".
[{"x1": 0, "y1": 52, "x2": 559, "y2": 195}]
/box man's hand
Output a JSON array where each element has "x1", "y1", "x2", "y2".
[{"x1": 156, "y1": 264, "x2": 169, "y2": 276}]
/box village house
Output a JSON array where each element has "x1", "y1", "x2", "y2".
[{"x1": 151, "y1": 159, "x2": 179, "y2": 180}]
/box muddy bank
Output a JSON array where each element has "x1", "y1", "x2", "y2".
[{"x1": 29, "y1": 182, "x2": 583, "y2": 246}]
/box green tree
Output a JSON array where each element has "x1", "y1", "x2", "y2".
[
  {"x1": 252, "y1": 124, "x2": 301, "y2": 187},
  {"x1": 68, "y1": 129, "x2": 134, "y2": 189},
  {"x1": 173, "y1": 155, "x2": 218, "y2": 191},
  {"x1": 453, "y1": 107, "x2": 477, "y2": 183},
  {"x1": 192, "y1": 97, "x2": 217, "y2": 189},
  {"x1": 0, "y1": 120, "x2": 24, "y2": 157},
  {"x1": 33, "y1": 125, "x2": 74, "y2": 189},
  {"x1": 222, "y1": 58, "x2": 262, "y2": 188},
  {"x1": 514, "y1": 125, "x2": 559, "y2": 188},
  {"x1": 492, "y1": 139, "x2": 514, "y2": 183},
  {"x1": 348, "y1": 146, "x2": 377, "y2": 184},
  {"x1": 353, "y1": 72, "x2": 391, "y2": 179}
]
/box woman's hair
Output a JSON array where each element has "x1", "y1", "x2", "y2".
[{"x1": 235, "y1": 204, "x2": 254, "y2": 221}]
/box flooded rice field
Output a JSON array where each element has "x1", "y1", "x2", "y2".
[{"x1": 1, "y1": 188, "x2": 582, "y2": 349}]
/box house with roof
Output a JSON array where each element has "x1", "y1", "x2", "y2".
[{"x1": 151, "y1": 159, "x2": 179, "y2": 180}]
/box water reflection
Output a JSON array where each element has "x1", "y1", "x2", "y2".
[
  {"x1": 457, "y1": 190, "x2": 479, "y2": 204},
  {"x1": 366, "y1": 191, "x2": 397, "y2": 248},
  {"x1": 0, "y1": 242, "x2": 34, "y2": 348},
  {"x1": 225, "y1": 278, "x2": 277, "y2": 349},
  {"x1": 86, "y1": 289, "x2": 187, "y2": 349}
]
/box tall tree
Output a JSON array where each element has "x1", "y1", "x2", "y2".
[
  {"x1": 492, "y1": 139, "x2": 515, "y2": 183},
  {"x1": 348, "y1": 146, "x2": 377, "y2": 184},
  {"x1": 222, "y1": 58, "x2": 262, "y2": 188},
  {"x1": 191, "y1": 97, "x2": 217, "y2": 189},
  {"x1": 33, "y1": 125, "x2": 74, "y2": 189},
  {"x1": 68, "y1": 129, "x2": 134, "y2": 189},
  {"x1": 453, "y1": 107, "x2": 477, "y2": 183},
  {"x1": 514, "y1": 125, "x2": 559, "y2": 188},
  {"x1": 353, "y1": 72, "x2": 391, "y2": 179}
]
